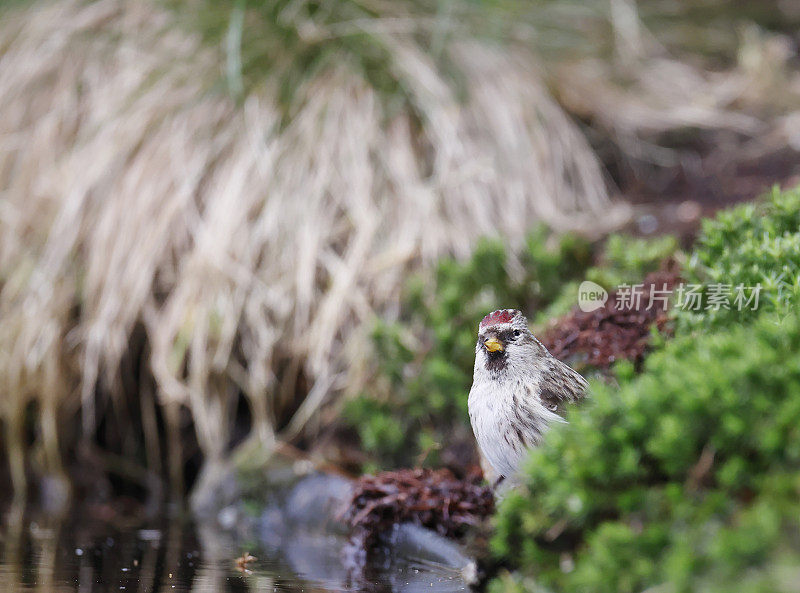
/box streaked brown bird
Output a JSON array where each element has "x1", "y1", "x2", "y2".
[{"x1": 468, "y1": 309, "x2": 588, "y2": 486}]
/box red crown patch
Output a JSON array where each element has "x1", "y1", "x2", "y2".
[{"x1": 480, "y1": 309, "x2": 520, "y2": 328}]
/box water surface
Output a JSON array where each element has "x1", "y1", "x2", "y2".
[{"x1": 0, "y1": 507, "x2": 472, "y2": 593}]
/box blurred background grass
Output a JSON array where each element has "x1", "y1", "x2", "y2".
[{"x1": 0, "y1": 0, "x2": 799, "y2": 520}]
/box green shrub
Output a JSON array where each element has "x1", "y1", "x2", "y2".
[
  {"x1": 491, "y1": 308, "x2": 800, "y2": 593},
  {"x1": 536, "y1": 232, "x2": 678, "y2": 325},
  {"x1": 679, "y1": 185, "x2": 800, "y2": 327},
  {"x1": 588, "y1": 233, "x2": 679, "y2": 289}
]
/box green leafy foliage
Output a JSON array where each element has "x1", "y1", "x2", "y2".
[
  {"x1": 492, "y1": 312, "x2": 800, "y2": 593},
  {"x1": 538, "y1": 232, "x2": 678, "y2": 323},
  {"x1": 679, "y1": 185, "x2": 800, "y2": 327},
  {"x1": 587, "y1": 233, "x2": 678, "y2": 289},
  {"x1": 177, "y1": 0, "x2": 414, "y2": 110},
  {"x1": 176, "y1": 0, "x2": 511, "y2": 114}
]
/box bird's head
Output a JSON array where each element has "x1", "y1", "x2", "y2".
[{"x1": 476, "y1": 309, "x2": 544, "y2": 376}]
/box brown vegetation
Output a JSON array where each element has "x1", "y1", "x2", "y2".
[
  {"x1": 344, "y1": 468, "x2": 493, "y2": 549},
  {"x1": 542, "y1": 262, "x2": 682, "y2": 369}
]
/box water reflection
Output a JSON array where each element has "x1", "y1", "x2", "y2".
[
  {"x1": 0, "y1": 503, "x2": 472, "y2": 593},
  {"x1": 1, "y1": 505, "x2": 222, "y2": 593}
]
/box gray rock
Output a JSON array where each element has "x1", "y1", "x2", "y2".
[{"x1": 195, "y1": 452, "x2": 480, "y2": 592}]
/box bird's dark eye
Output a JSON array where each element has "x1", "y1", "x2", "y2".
[{"x1": 513, "y1": 330, "x2": 521, "y2": 338}]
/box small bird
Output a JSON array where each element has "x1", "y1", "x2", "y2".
[{"x1": 468, "y1": 309, "x2": 588, "y2": 486}]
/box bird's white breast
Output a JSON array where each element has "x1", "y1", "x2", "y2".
[{"x1": 468, "y1": 372, "x2": 561, "y2": 481}]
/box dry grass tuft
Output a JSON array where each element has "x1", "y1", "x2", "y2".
[
  {"x1": 552, "y1": 1, "x2": 800, "y2": 176},
  {"x1": 0, "y1": 0, "x2": 627, "y2": 497}
]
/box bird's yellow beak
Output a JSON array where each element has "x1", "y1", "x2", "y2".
[{"x1": 484, "y1": 337, "x2": 504, "y2": 353}]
